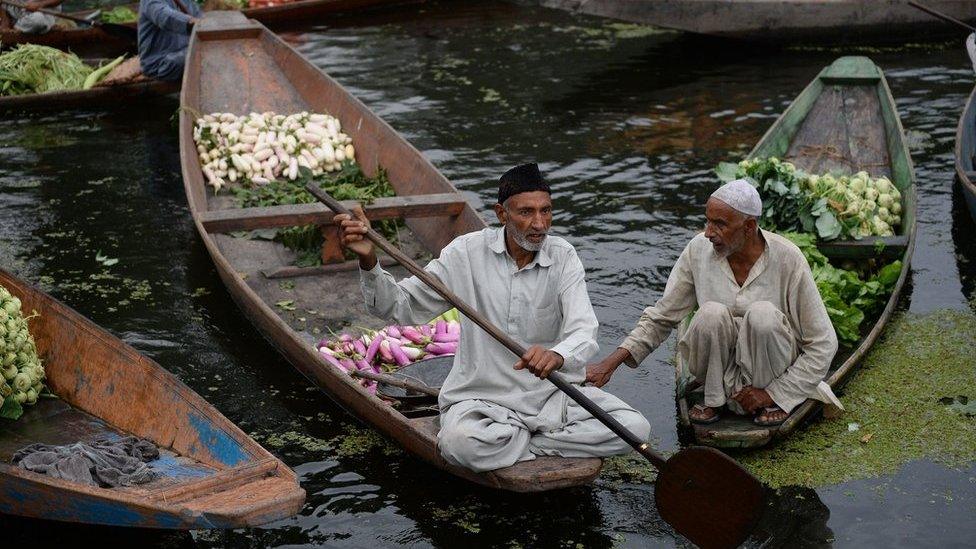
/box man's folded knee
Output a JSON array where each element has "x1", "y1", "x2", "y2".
[
  {"x1": 743, "y1": 300, "x2": 783, "y2": 334},
  {"x1": 691, "y1": 301, "x2": 731, "y2": 328},
  {"x1": 618, "y1": 411, "x2": 652, "y2": 442}
]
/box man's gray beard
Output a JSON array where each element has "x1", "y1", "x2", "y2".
[{"x1": 510, "y1": 225, "x2": 547, "y2": 252}]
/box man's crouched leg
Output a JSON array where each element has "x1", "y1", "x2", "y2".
[
  {"x1": 529, "y1": 386, "x2": 651, "y2": 458},
  {"x1": 437, "y1": 399, "x2": 533, "y2": 473},
  {"x1": 678, "y1": 301, "x2": 737, "y2": 409}
]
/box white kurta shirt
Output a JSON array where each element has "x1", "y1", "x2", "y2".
[
  {"x1": 619, "y1": 230, "x2": 841, "y2": 413},
  {"x1": 360, "y1": 226, "x2": 600, "y2": 426}
]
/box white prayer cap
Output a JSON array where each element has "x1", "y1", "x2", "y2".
[{"x1": 710, "y1": 179, "x2": 762, "y2": 217}]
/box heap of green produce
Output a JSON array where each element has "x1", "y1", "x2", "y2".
[
  {"x1": 783, "y1": 232, "x2": 901, "y2": 346},
  {"x1": 716, "y1": 157, "x2": 903, "y2": 240},
  {"x1": 0, "y1": 286, "x2": 47, "y2": 420},
  {"x1": 234, "y1": 162, "x2": 398, "y2": 266},
  {"x1": 100, "y1": 6, "x2": 137, "y2": 23},
  {"x1": 0, "y1": 45, "x2": 125, "y2": 96}
]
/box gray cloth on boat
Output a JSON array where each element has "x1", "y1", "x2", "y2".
[
  {"x1": 4, "y1": 5, "x2": 58, "y2": 34},
  {"x1": 12, "y1": 436, "x2": 160, "y2": 488},
  {"x1": 967, "y1": 34, "x2": 976, "y2": 75}
]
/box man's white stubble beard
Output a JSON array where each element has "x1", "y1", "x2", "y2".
[{"x1": 509, "y1": 224, "x2": 547, "y2": 252}]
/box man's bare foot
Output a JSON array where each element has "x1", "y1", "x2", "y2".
[
  {"x1": 754, "y1": 406, "x2": 788, "y2": 426},
  {"x1": 690, "y1": 403, "x2": 720, "y2": 424}
]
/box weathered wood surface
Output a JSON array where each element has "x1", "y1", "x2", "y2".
[
  {"x1": 179, "y1": 12, "x2": 603, "y2": 491},
  {"x1": 955, "y1": 86, "x2": 976, "y2": 224},
  {"x1": 0, "y1": 78, "x2": 178, "y2": 113},
  {"x1": 0, "y1": 269, "x2": 305, "y2": 528},
  {"x1": 0, "y1": 0, "x2": 419, "y2": 56},
  {"x1": 200, "y1": 193, "x2": 468, "y2": 233},
  {"x1": 677, "y1": 57, "x2": 917, "y2": 448},
  {"x1": 541, "y1": 0, "x2": 976, "y2": 44}
]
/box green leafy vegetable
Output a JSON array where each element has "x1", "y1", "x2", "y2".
[
  {"x1": 233, "y1": 163, "x2": 399, "y2": 267},
  {"x1": 0, "y1": 45, "x2": 94, "y2": 96},
  {"x1": 0, "y1": 284, "x2": 48, "y2": 420},
  {"x1": 783, "y1": 232, "x2": 901, "y2": 346},
  {"x1": 100, "y1": 6, "x2": 137, "y2": 23}
]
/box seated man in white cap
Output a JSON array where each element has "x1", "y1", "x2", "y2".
[{"x1": 586, "y1": 179, "x2": 839, "y2": 426}]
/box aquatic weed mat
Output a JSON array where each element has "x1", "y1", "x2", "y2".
[{"x1": 738, "y1": 308, "x2": 976, "y2": 488}]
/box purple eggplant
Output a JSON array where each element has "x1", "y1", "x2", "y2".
[
  {"x1": 432, "y1": 332, "x2": 459, "y2": 343},
  {"x1": 435, "y1": 320, "x2": 447, "y2": 335},
  {"x1": 339, "y1": 333, "x2": 354, "y2": 343},
  {"x1": 386, "y1": 325, "x2": 402, "y2": 339},
  {"x1": 401, "y1": 346, "x2": 424, "y2": 361},
  {"x1": 420, "y1": 324, "x2": 433, "y2": 337},
  {"x1": 353, "y1": 339, "x2": 367, "y2": 357},
  {"x1": 447, "y1": 320, "x2": 461, "y2": 335},
  {"x1": 401, "y1": 326, "x2": 427, "y2": 345},
  {"x1": 388, "y1": 341, "x2": 412, "y2": 367},
  {"x1": 318, "y1": 345, "x2": 336, "y2": 357},
  {"x1": 365, "y1": 333, "x2": 383, "y2": 363},
  {"x1": 426, "y1": 342, "x2": 457, "y2": 355},
  {"x1": 355, "y1": 358, "x2": 372, "y2": 371},
  {"x1": 340, "y1": 358, "x2": 357, "y2": 372},
  {"x1": 320, "y1": 350, "x2": 348, "y2": 371},
  {"x1": 379, "y1": 340, "x2": 395, "y2": 362}
]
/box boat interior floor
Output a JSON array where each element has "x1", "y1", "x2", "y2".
[
  {"x1": 0, "y1": 399, "x2": 220, "y2": 493},
  {"x1": 784, "y1": 84, "x2": 892, "y2": 177}
]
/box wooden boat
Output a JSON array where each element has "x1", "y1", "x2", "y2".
[
  {"x1": 542, "y1": 0, "x2": 976, "y2": 44},
  {"x1": 676, "y1": 56, "x2": 917, "y2": 448},
  {"x1": 178, "y1": 11, "x2": 602, "y2": 491},
  {"x1": 0, "y1": 269, "x2": 305, "y2": 527},
  {"x1": 0, "y1": 77, "x2": 177, "y2": 113},
  {"x1": 954, "y1": 86, "x2": 976, "y2": 224},
  {"x1": 0, "y1": 0, "x2": 419, "y2": 56}
]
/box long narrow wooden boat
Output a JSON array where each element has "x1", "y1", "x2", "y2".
[
  {"x1": 179, "y1": 12, "x2": 603, "y2": 491},
  {"x1": 542, "y1": 0, "x2": 976, "y2": 44},
  {"x1": 0, "y1": 0, "x2": 419, "y2": 56},
  {"x1": 0, "y1": 269, "x2": 305, "y2": 527},
  {"x1": 0, "y1": 77, "x2": 177, "y2": 112},
  {"x1": 954, "y1": 86, "x2": 976, "y2": 224},
  {"x1": 676, "y1": 56, "x2": 917, "y2": 448}
]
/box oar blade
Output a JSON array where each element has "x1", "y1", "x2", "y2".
[{"x1": 655, "y1": 446, "x2": 764, "y2": 549}]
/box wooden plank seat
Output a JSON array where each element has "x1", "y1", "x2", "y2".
[{"x1": 200, "y1": 193, "x2": 469, "y2": 233}]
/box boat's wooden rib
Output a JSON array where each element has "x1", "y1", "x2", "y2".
[
  {"x1": 0, "y1": 269, "x2": 305, "y2": 528},
  {"x1": 179, "y1": 12, "x2": 603, "y2": 492},
  {"x1": 0, "y1": 0, "x2": 420, "y2": 56},
  {"x1": 541, "y1": 0, "x2": 976, "y2": 44},
  {"x1": 199, "y1": 194, "x2": 468, "y2": 233},
  {"x1": 954, "y1": 86, "x2": 976, "y2": 224},
  {"x1": 0, "y1": 78, "x2": 177, "y2": 113},
  {"x1": 677, "y1": 57, "x2": 917, "y2": 448}
]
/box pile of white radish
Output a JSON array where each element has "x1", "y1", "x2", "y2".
[
  {"x1": 317, "y1": 320, "x2": 461, "y2": 395},
  {"x1": 192, "y1": 111, "x2": 357, "y2": 193}
]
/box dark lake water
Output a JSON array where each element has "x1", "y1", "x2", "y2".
[{"x1": 1, "y1": 1, "x2": 976, "y2": 546}]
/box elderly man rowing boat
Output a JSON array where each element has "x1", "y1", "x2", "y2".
[
  {"x1": 336, "y1": 163, "x2": 650, "y2": 472},
  {"x1": 587, "y1": 179, "x2": 840, "y2": 426}
]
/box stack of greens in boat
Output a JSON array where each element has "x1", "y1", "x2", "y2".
[
  {"x1": 192, "y1": 111, "x2": 399, "y2": 267},
  {"x1": 0, "y1": 285, "x2": 47, "y2": 420},
  {"x1": 0, "y1": 45, "x2": 125, "y2": 96},
  {"x1": 716, "y1": 157, "x2": 903, "y2": 346}
]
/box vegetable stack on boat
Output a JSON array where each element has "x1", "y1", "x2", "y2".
[
  {"x1": 0, "y1": 269, "x2": 304, "y2": 528},
  {"x1": 179, "y1": 12, "x2": 604, "y2": 491},
  {"x1": 678, "y1": 56, "x2": 917, "y2": 448},
  {"x1": 0, "y1": 45, "x2": 177, "y2": 112}
]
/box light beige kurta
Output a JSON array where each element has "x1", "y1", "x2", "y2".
[{"x1": 619, "y1": 230, "x2": 841, "y2": 414}]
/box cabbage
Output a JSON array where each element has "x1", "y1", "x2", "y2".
[{"x1": 0, "y1": 284, "x2": 46, "y2": 420}]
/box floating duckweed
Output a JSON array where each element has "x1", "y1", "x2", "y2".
[
  {"x1": 739, "y1": 309, "x2": 976, "y2": 487},
  {"x1": 599, "y1": 452, "x2": 658, "y2": 485},
  {"x1": 331, "y1": 425, "x2": 400, "y2": 457}
]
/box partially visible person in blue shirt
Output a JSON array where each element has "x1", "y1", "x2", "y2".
[{"x1": 138, "y1": 0, "x2": 202, "y2": 82}]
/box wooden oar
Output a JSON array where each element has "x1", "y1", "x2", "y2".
[
  {"x1": 350, "y1": 368, "x2": 439, "y2": 398},
  {"x1": 0, "y1": 0, "x2": 137, "y2": 41},
  {"x1": 307, "y1": 185, "x2": 765, "y2": 549},
  {"x1": 907, "y1": 0, "x2": 976, "y2": 33}
]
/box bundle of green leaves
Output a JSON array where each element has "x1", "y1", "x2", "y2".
[
  {"x1": 233, "y1": 163, "x2": 399, "y2": 267},
  {"x1": 783, "y1": 232, "x2": 901, "y2": 346},
  {"x1": 0, "y1": 45, "x2": 93, "y2": 96},
  {"x1": 0, "y1": 285, "x2": 47, "y2": 420},
  {"x1": 715, "y1": 157, "x2": 902, "y2": 241}
]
